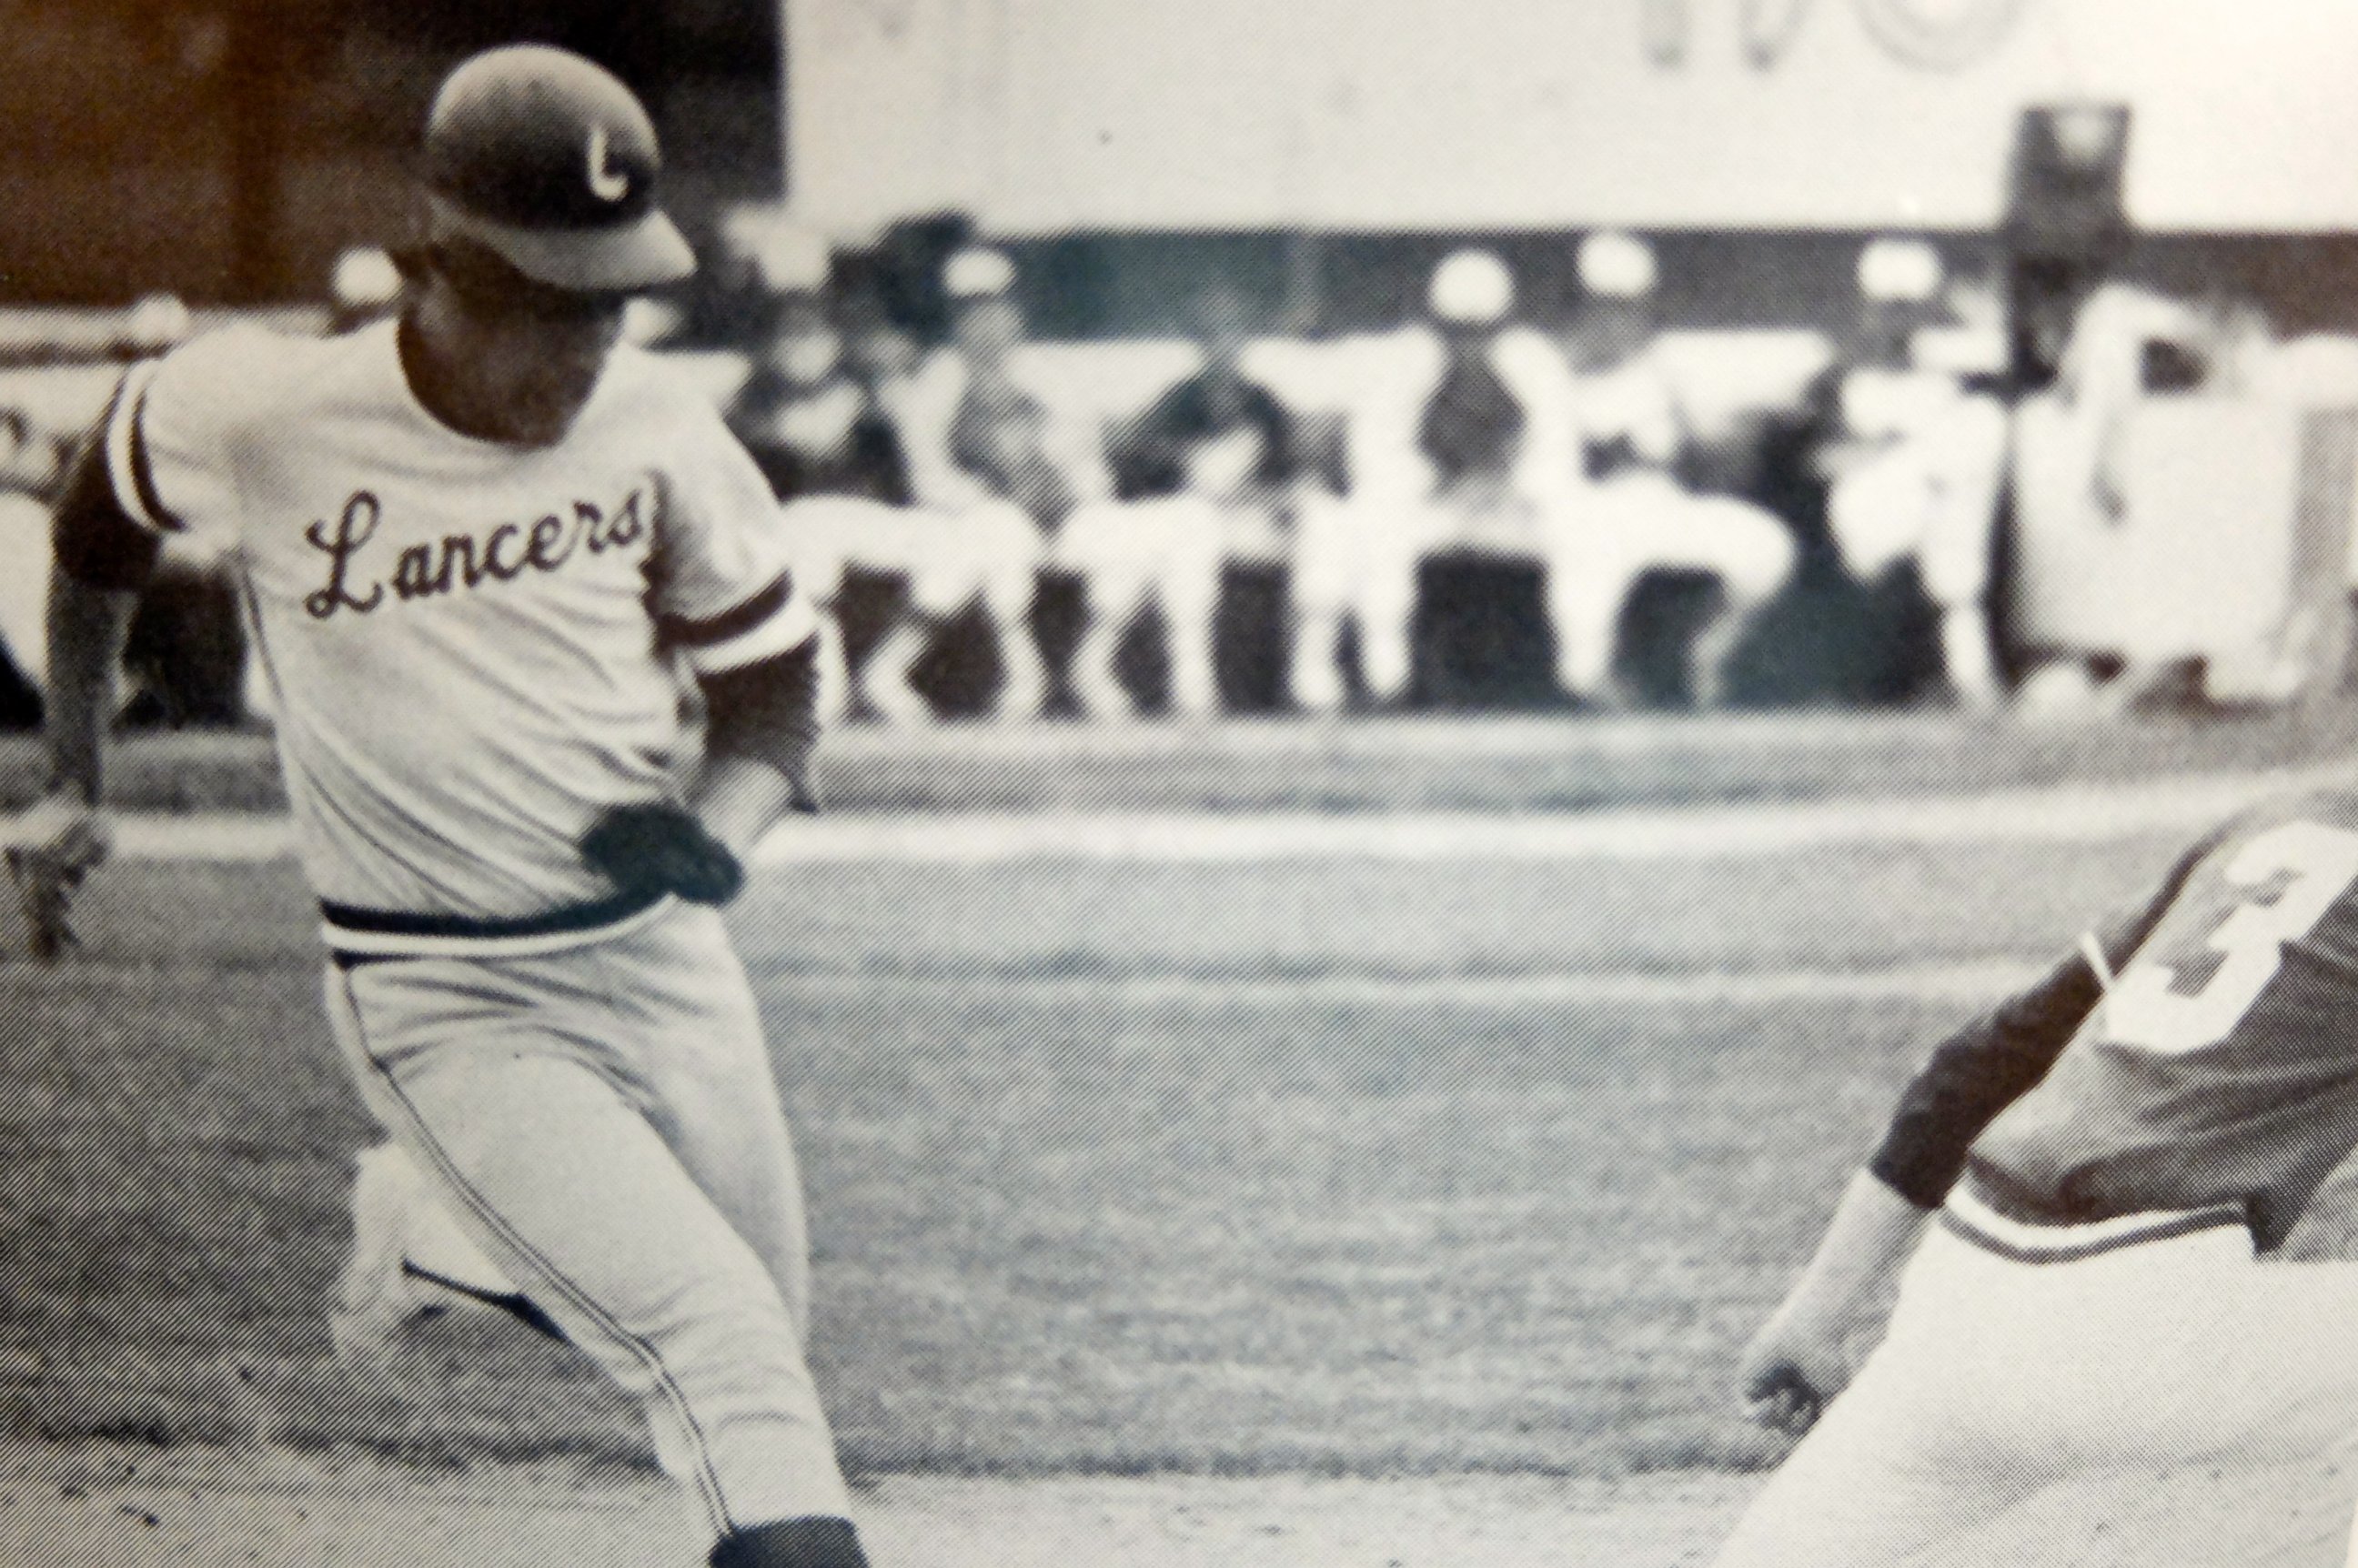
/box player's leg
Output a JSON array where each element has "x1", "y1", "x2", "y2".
[
  {"x1": 2156, "y1": 1251, "x2": 2358, "y2": 1469},
  {"x1": 851, "y1": 616, "x2": 938, "y2": 726},
  {"x1": 1538, "y1": 500, "x2": 1638, "y2": 705},
  {"x1": 1156, "y1": 505, "x2": 1227, "y2": 721},
  {"x1": 594, "y1": 907, "x2": 826, "y2": 1338},
  {"x1": 1285, "y1": 492, "x2": 1356, "y2": 713},
  {"x1": 840, "y1": 507, "x2": 938, "y2": 727},
  {"x1": 1718, "y1": 1216, "x2": 2358, "y2": 1568},
  {"x1": 323, "y1": 952, "x2": 858, "y2": 1558},
  {"x1": 1712, "y1": 1372, "x2": 2045, "y2": 1568},
  {"x1": 1918, "y1": 398, "x2": 2007, "y2": 709},
  {"x1": 777, "y1": 498, "x2": 866, "y2": 725},
  {"x1": 949, "y1": 498, "x2": 1048, "y2": 720},
  {"x1": 1054, "y1": 501, "x2": 1151, "y2": 721},
  {"x1": 1353, "y1": 500, "x2": 1432, "y2": 705},
  {"x1": 1711, "y1": 1229, "x2": 2057, "y2": 1567},
  {"x1": 1658, "y1": 495, "x2": 1796, "y2": 709},
  {"x1": 811, "y1": 623, "x2": 857, "y2": 729}
]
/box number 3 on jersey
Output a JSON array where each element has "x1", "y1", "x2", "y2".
[{"x1": 2101, "y1": 820, "x2": 2358, "y2": 1056}]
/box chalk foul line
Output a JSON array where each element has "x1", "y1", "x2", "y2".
[{"x1": 75, "y1": 767, "x2": 2330, "y2": 864}]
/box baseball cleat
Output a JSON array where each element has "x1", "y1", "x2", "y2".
[
  {"x1": 329, "y1": 1155, "x2": 427, "y2": 1367},
  {"x1": 332, "y1": 1143, "x2": 562, "y2": 1366},
  {"x1": 332, "y1": 1144, "x2": 438, "y2": 1367}
]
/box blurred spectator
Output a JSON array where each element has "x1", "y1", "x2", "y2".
[
  {"x1": 328, "y1": 247, "x2": 404, "y2": 335},
  {"x1": 1112, "y1": 285, "x2": 1305, "y2": 508},
  {"x1": 894, "y1": 246, "x2": 1107, "y2": 718},
  {"x1": 718, "y1": 218, "x2": 924, "y2": 721},
  {"x1": 1060, "y1": 283, "x2": 1326, "y2": 718},
  {"x1": 1419, "y1": 254, "x2": 1543, "y2": 505},
  {"x1": 1545, "y1": 233, "x2": 1796, "y2": 708},
  {"x1": 1818, "y1": 241, "x2": 2009, "y2": 709},
  {"x1": 2017, "y1": 278, "x2": 2262, "y2": 568},
  {"x1": 726, "y1": 227, "x2": 912, "y2": 507},
  {"x1": 849, "y1": 311, "x2": 922, "y2": 415},
  {"x1": 2010, "y1": 276, "x2": 2283, "y2": 709},
  {"x1": 2051, "y1": 283, "x2": 2272, "y2": 500},
  {"x1": 1295, "y1": 247, "x2": 1578, "y2": 710}
]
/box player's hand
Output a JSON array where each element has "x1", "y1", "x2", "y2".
[
  {"x1": 579, "y1": 802, "x2": 745, "y2": 907},
  {"x1": 1737, "y1": 1171, "x2": 1926, "y2": 1438},
  {"x1": 6, "y1": 793, "x2": 114, "y2": 961},
  {"x1": 1738, "y1": 1308, "x2": 1847, "y2": 1436}
]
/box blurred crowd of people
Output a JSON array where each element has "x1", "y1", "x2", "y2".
[
  {"x1": 0, "y1": 216, "x2": 2331, "y2": 730},
  {"x1": 691, "y1": 220, "x2": 2020, "y2": 725}
]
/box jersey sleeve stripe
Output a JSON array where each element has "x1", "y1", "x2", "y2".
[
  {"x1": 681, "y1": 592, "x2": 822, "y2": 677},
  {"x1": 101, "y1": 361, "x2": 177, "y2": 535},
  {"x1": 657, "y1": 570, "x2": 796, "y2": 650}
]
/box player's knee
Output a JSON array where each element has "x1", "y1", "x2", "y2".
[{"x1": 1715, "y1": 526, "x2": 1797, "y2": 604}]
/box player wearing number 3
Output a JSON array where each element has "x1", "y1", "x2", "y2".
[{"x1": 1713, "y1": 789, "x2": 2358, "y2": 1566}]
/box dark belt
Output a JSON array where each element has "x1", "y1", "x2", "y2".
[{"x1": 321, "y1": 887, "x2": 664, "y2": 965}]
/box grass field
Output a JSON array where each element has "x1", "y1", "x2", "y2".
[
  {"x1": 0, "y1": 772, "x2": 2215, "y2": 1491},
  {"x1": 11, "y1": 704, "x2": 2358, "y2": 814}
]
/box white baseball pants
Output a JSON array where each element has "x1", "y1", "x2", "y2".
[
  {"x1": 1712, "y1": 1208, "x2": 2358, "y2": 1568},
  {"x1": 323, "y1": 901, "x2": 853, "y2": 1544}
]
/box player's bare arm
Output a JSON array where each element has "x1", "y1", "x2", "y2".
[
  {"x1": 1738, "y1": 833, "x2": 2216, "y2": 1435},
  {"x1": 1740, "y1": 943, "x2": 2111, "y2": 1430},
  {"x1": 5, "y1": 430, "x2": 160, "y2": 957},
  {"x1": 1738, "y1": 1170, "x2": 1927, "y2": 1434}
]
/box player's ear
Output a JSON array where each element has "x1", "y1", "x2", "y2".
[
  {"x1": 380, "y1": 185, "x2": 439, "y2": 288},
  {"x1": 386, "y1": 245, "x2": 437, "y2": 287}
]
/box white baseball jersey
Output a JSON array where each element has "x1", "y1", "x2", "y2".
[{"x1": 103, "y1": 320, "x2": 819, "y2": 948}]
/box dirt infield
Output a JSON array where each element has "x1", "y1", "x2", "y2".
[
  {"x1": 1, "y1": 1442, "x2": 1754, "y2": 1567},
  {"x1": 14, "y1": 1440, "x2": 2358, "y2": 1568},
  {"x1": 16, "y1": 1441, "x2": 2358, "y2": 1568}
]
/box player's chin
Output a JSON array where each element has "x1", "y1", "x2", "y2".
[{"x1": 509, "y1": 373, "x2": 606, "y2": 445}]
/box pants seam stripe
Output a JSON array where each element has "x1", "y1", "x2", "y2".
[{"x1": 332, "y1": 966, "x2": 741, "y2": 1537}]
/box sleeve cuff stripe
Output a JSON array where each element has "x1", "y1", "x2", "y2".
[
  {"x1": 658, "y1": 570, "x2": 796, "y2": 650},
  {"x1": 102, "y1": 362, "x2": 174, "y2": 535},
  {"x1": 685, "y1": 594, "x2": 823, "y2": 675}
]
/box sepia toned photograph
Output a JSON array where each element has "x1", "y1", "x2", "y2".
[{"x1": 4, "y1": 1, "x2": 2358, "y2": 1563}]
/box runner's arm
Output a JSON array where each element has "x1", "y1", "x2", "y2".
[
  {"x1": 44, "y1": 431, "x2": 158, "y2": 802},
  {"x1": 687, "y1": 633, "x2": 823, "y2": 863}
]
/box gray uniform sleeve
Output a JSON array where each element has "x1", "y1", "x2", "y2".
[{"x1": 1866, "y1": 824, "x2": 2229, "y2": 1209}]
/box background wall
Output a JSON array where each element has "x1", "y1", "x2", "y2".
[
  {"x1": 0, "y1": 0, "x2": 780, "y2": 304},
  {"x1": 788, "y1": 0, "x2": 2358, "y2": 236}
]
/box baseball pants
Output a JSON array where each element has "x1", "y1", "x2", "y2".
[
  {"x1": 1054, "y1": 495, "x2": 1228, "y2": 719},
  {"x1": 1711, "y1": 1201, "x2": 2358, "y2": 1568},
  {"x1": 1538, "y1": 477, "x2": 1795, "y2": 700},
  {"x1": 323, "y1": 901, "x2": 853, "y2": 1543}
]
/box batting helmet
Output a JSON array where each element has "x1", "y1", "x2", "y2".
[{"x1": 421, "y1": 45, "x2": 695, "y2": 295}]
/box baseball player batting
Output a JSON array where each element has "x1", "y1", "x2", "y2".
[
  {"x1": 1713, "y1": 783, "x2": 2358, "y2": 1564},
  {"x1": 16, "y1": 46, "x2": 872, "y2": 1568}
]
